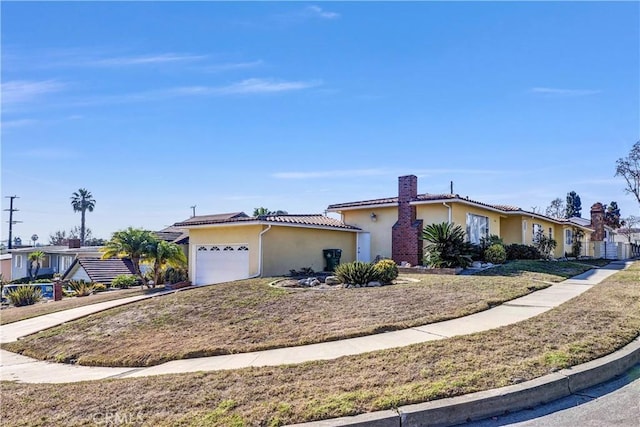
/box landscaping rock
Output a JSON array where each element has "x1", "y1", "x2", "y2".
[
  {"x1": 310, "y1": 279, "x2": 321, "y2": 287},
  {"x1": 297, "y1": 279, "x2": 309, "y2": 286},
  {"x1": 367, "y1": 281, "x2": 382, "y2": 287},
  {"x1": 325, "y1": 276, "x2": 342, "y2": 285}
]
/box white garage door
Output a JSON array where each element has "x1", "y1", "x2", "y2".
[{"x1": 195, "y1": 244, "x2": 250, "y2": 285}]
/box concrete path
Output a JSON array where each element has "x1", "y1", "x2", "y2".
[{"x1": 0, "y1": 261, "x2": 630, "y2": 384}]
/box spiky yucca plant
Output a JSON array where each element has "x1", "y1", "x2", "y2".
[
  {"x1": 67, "y1": 280, "x2": 95, "y2": 297},
  {"x1": 334, "y1": 261, "x2": 380, "y2": 286},
  {"x1": 422, "y1": 222, "x2": 473, "y2": 268},
  {"x1": 7, "y1": 286, "x2": 43, "y2": 307}
]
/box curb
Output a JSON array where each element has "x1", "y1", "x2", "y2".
[{"x1": 287, "y1": 336, "x2": 640, "y2": 427}]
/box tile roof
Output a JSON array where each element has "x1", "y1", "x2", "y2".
[
  {"x1": 328, "y1": 193, "x2": 595, "y2": 229},
  {"x1": 174, "y1": 213, "x2": 360, "y2": 231},
  {"x1": 176, "y1": 212, "x2": 250, "y2": 226},
  {"x1": 63, "y1": 257, "x2": 136, "y2": 286},
  {"x1": 327, "y1": 196, "x2": 399, "y2": 209}
]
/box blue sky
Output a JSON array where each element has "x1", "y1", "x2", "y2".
[{"x1": 2, "y1": 1, "x2": 639, "y2": 244}]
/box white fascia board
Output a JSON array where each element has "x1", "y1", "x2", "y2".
[
  {"x1": 326, "y1": 203, "x2": 398, "y2": 212},
  {"x1": 411, "y1": 198, "x2": 507, "y2": 215},
  {"x1": 179, "y1": 221, "x2": 360, "y2": 233}
]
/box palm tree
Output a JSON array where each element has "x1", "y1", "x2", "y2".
[
  {"x1": 145, "y1": 240, "x2": 187, "y2": 287},
  {"x1": 70, "y1": 188, "x2": 96, "y2": 246},
  {"x1": 27, "y1": 250, "x2": 45, "y2": 281},
  {"x1": 101, "y1": 227, "x2": 157, "y2": 286}
]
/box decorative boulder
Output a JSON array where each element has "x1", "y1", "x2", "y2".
[
  {"x1": 310, "y1": 279, "x2": 321, "y2": 287},
  {"x1": 367, "y1": 281, "x2": 382, "y2": 287},
  {"x1": 325, "y1": 276, "x2": 342, "y2": 285}
]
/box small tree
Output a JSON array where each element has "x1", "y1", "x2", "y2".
[
  {"x1": 48, "y1": 230, "x2": 67, "y2": 245},
  {"x1": 571, "y1": 227, "x2": 584, "y2": 258},
  {"x1": 145, "y1": 240, "x2": 187, "y2": 287},
  {"x1": 618, "y1": 216, "x2": 640, "y2": 243},
  {"x1": 253, "y1": 207, "x2": 288, "y2": 216},
  {"x1": 101, "y1": 227, "x2": 157, "y2": 286},
  {"x1": 545, "y1": 198, "x2": 565, "y2": 219},
  {"x1": 615, "y1": 141, "x2": 640, "y2": 206},
  {"x1": 533, "y1": 229, "x2": 557, "y2": 260},
  {"x1": 27, "y1": 250, "x2": 45, "y2": 281},
  {"x1": 603, "y1": 201, "x2": 622, "y2": 229},
  {"x1": 565, "y1": 191, "x2": 582, "y2": 218}
]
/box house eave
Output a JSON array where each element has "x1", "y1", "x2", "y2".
[{"x1": 326, "y1": 203, "x2": 398, "y2": 212}]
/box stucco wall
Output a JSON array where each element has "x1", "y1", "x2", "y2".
[
  {"x1": 450, "y1": 203, "x2": 503, "y2": 238},
  {"x1": 416, "y1": 203, "x2": 451, "y2": 226},
  {"x1": 262, "y1": 226, "x2": 356, "y2": 277},
  {"x1": 188, "y1": 225, "x2": 263, "y2": 278},
  {"x1": 341, "y1": 207, "x2": 396, "y2": 259}
]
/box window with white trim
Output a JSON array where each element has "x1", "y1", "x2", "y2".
[
  {"x1": 466, "y1": 213, "x2": 489, "y2": 244},
  {"x1": 532, "y1": 223, "x2": 543, "y2": 243},
  {"x1": 41, "y1": 255, "x2": 50, "y2": 269},
  {"x1": 15, "y1": 255, "x2": 23, "y2": 269},
  {"x1": 565, "y1": 229, "x2": 574, "y2": 245}
]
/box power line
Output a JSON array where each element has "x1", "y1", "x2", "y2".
[{"x1": 4, "y1": 195, "x2": 22, "y2": 249}]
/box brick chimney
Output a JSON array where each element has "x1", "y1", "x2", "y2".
[
  {"x1": 590, "y1": 203, "x2": 605, "y2": 242},
  {"x1": 392, "y1": 175, "x2": 423, "y2": 265},
  {"x1": 68, "y1": 238, "x2": 81, "y2": 249}
]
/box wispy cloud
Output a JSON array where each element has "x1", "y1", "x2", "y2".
[
  {"x1": 305, "y1": 5, "x2": 340, "y2": 20},
  {"x1": 1, "y1": 80, "x2": 67, "y2": 105},
  {"x1": 217, "y1": 78, "x2": 322, "y2": 94},
  {"x1": 14, "y1": 148, "x2": 79, "y2": 160},
  {"x1": 87, "y1": 53, "x2": 207, "y2": 67},
  {"x1": 273, "y1": 169, "x2": 387, "y2": 179},
  {"x1": 200, "y1": 60, "x2": 264, "y2": 73},
  {"x1": 1, "y1": 119, "x2": 39, "y2": 129},
  {"x1": 64, "y1": 78, "x2": 322, "y2": 107},
  {"x1": 530, "y1": 87, "x2": 601, "y2": 96}
]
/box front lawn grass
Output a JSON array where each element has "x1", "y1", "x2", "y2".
[
  {"x1": 3, "y1": 272, "x2": 552, "y2": 367},
  {"x1": 2, "y1": 262, "x2": 638, "y2": 427},
  {"x1": 473, "y1": 259, "x2": 607, "y2": 282},
  {"x1": 0, "y1": 287, "x2": 165, "y2": 325}
]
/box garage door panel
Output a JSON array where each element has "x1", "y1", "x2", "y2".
[{"x1": 195, "y1": 244, "x2": 250, "y2": 285}]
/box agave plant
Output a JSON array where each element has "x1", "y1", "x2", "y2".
[
  {"x1": 67, "y1": 280, "x2": 95, "y2": 297},
  {"x1": 335, "y1": 261, "x2": 380, "y2": 286},
  {"x1": 7, "y1": 286, "x2": 43, "y2": 307},
  {"x1": 422, "y1": 222, "x2": 473, "y2": 268}
]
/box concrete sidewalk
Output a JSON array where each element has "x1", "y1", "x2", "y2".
[{"x1": 0, "y1": 261, "x2": 630, "y2": 384}]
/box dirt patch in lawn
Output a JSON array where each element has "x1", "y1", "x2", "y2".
[
  {"x1": 3, "y1": 274, "x2": 549, "y2": 367},
  {"x1": 2, "y1": 262, "x2": 638, "y2": 427}
]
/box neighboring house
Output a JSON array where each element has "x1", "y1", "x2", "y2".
[
  {"x1": 174, "y1": 212, "x2": 360, "y2": 285},
  {"x1": 1, "y1": 253, "x2": 12, "y2": 281},
  {"x1": 614, "y1": 228, "x2": 640, "y2": 244},
  {"x1": 327, "y1": 175, "x2": 597, "y2": 265},
  {"x1": 154, "y1": 224, "x2": 189, "y2": 258},
  {"x1": 10, "y1": 242, "x2": 102, "y2": 280},
  {"x1": 62, "y1": 257, "x2": 136, "y2": 286}
]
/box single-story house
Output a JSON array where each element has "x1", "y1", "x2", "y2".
[
  {"x1": 62, "y1": 257, "x2": 137, "y2": 286},
  {"x1": 175, "y1": 175, "x2": 614, "y2": 285},
  {"x1": 174, "y1": 212, "x2": 360, "y2": 285},
  {"x1": 10, "y1": 241, "x2": 102, "y2": 280},
  {"x1": 327, "y1": 175, "x2": 600, "y2": 265}
]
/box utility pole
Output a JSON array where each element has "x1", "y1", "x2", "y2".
[
  {"x1": 4, "y1": 195, "x2": 21, "y2": 249},
  {"x1": 190, "y1": 205, "x2": 196, "y2": 217}
]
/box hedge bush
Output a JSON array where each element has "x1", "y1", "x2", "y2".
[
  {"x1": 505, "y1": 244, "x2": 541, "y2": 261},
  {"x1": 112, "y1": 275, "x2": 138, "y2": 289},
  {"x1": 484, "y1": 244, "x2": 507, "y2": 264},
  {"x1": 373, "y1": 259, "x2": 399, "y2": 285}
]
